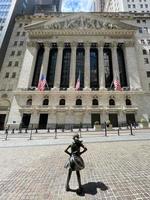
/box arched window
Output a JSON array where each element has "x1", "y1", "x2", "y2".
[
  {"x1": 126, "y1": 99, "x2": 132, "y2": 106},
  {"x1": 26, "y1": 99, "x2": 32, "y2": 106},
  {"x1": 109, "y1": 99, "x2": 115, "y2": 106},
  {"x1": 76, "y1": 99, "x2": 82, "y2": 106},
  {"x1": 59, "y1": 99, "x2": 65, "y2": 106},
  {"x1": 43, "y1": 99, "x2": 49, "y2": 106},
  {"x1": 92, "y1": 99, "x2": 98, "y2": 106}
]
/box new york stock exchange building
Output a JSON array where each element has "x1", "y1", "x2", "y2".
[{"x1": 1, "y1": 12, "x2": 150, "y2": 130}]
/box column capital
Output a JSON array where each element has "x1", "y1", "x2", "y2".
[
  {"x1": 84, "y1": 42, "x2": 91, "y2": 48},
  {"x1": 98, "y1": 42, "x2": 104, "y2": 48},
  {"x1": 27, "y1": 41, "x2": 38, "y2": 48},
  {"x1": 57, "y1": 41, "x2": 64, "y2": 48},
  {"x1": 124, "y1": 41, "x2": 135, "y2": 47},
  {"x1": 43, "y1": 42, "x2": 51, "y2": 48},
  {"x1": 111, "y1": 41, "x2": 118, "y2": 48},
  {"x1": 71, "y1": 42, "x2": 78, "y2": 48}
]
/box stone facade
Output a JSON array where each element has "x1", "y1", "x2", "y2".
[{"x1": 0, "y1": 12, "x2": 150, "y2": 129}]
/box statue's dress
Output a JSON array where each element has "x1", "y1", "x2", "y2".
[{"x1": 65, "y1": 140, "x2": 85, "y2": 171}]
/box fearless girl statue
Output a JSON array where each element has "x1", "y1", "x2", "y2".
[{"x1": 64, "y1": 134, "x2": 87, "y2": 193}]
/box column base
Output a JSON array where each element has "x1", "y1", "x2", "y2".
[
  {"x1": 51, "y1": 87, "x2": 59, "y2": 91},
  {"x1": 83, "y1": 87, "x2": 91, "y2": 91},
  {"x1": 99, "y1": 87, "x2": 107, "y2": 91},
  {"x1": 68, "y1": 87, "x2": 75, "y2": 91}
]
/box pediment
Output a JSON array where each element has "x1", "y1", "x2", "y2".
[{"x1": 25, "y1": 13, "x2": 137, "y2": 31}]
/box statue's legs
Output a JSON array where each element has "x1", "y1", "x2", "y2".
[
  {"x1": 66, "y1": 169, "x2": 72, "y2": 191},
  {"x1": 76, "y1": 170, "x2": 82, "y2": 190}
]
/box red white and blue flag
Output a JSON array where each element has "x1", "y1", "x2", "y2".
[
  {"x1": 38, "y1": 74, "x2": 46, "y2": 91},
  {"x1": 75, "y1": 72, "x2": 80, "y2": 91},
  {"x1": 114, "y1": 78, "x2": 122, "y2": 91}
]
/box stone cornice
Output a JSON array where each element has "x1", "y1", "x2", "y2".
[{"x1": 28, "y1": 29, "x2": 135, "y2": 39}]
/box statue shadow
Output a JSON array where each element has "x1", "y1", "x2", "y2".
[{"x1": 69, "y1": 182, "x2": 108, "y2": 196}]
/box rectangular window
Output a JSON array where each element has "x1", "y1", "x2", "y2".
[
  {"x1": 139, "y1": 27, "x2": 143, "y2": 33},
  {"x1": 14, "y1": 61, "x2": 19, "y2": 66},
  {"x1": 144, "y1": 58, "x2": 149, "y2": 64},
  {"x1": 147, "y1": 71, "x2": 150, "y2": 77},
  {"x1": 5, "y1": 72, "x2": 9, "y2": 78},
  {"x1": 10, "y1": 51, "x2": 15, "y2": 56},
  {"x1": 19, "y1": 41, "x2": 24, "y2": 46},
  {"x1": 22, "y1": 32, "x2": 26, "y2": 36},
  {"x1": 143, "y1": 49, "x2": 147, "y2": 55},
  {"x1": 17, "y1": 51, "x2": 22, "y2": 56},
  {"x1": 16, "y1": 32, "x2": 20, "y2": 36},
  {"x1": 13, "y1": 41, "x2": 17, "y2": 46},
  {"x1": 12, "y1": 72, "x2": 16, "y2": 78},
  {"x1": 8, "y1": 61, "x2": 12, "y2": 67}
]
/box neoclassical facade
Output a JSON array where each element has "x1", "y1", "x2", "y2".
[{"x1": 1, "y1": 12, "x2": 150, "y2": 129}]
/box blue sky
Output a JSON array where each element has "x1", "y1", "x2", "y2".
[{"x1": 62, "y1": 0, "x2": 93, "y2": 12}]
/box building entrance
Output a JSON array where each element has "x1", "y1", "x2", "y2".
[
  {"x1": 91, "y1": 114, "x2": 100, "y2": 127},
  {"x1": 0, "y1": 114, "x2": 6, "y2": 130},
  {"x1": 39, "y1": 114, "x2": 48, "y2": 129},
  {"x1": 126, "y1": 113, "x2": 135, "y2": 125},
  {"x1": 109, "y1": 114, "x2": 118, "y2": 127},
  {"x1": 21, "y1": 114, "x2": 31, "y2": 128}
]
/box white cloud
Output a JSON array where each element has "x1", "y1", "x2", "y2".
[{"x1": 62, "y1": 0, "x2": 93, "y2": 12}]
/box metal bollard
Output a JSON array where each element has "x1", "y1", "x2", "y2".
[
  {"x1": 79, "y1": 123, "x2": 82, "y2": 138},
  {"x1": 18, "y1": 128, "x2": 22, "y2": 133},
  {"x1": 35, "y1": 128, "x2": 38, "y2": 133},
  {"x1": 29, "y1": 127, "x2": 33, "y2": 140},
  {"x1": 130, "y1": 124, "x2": 134, "y2": 136},
  {"x1": 47, "y1": 128, "x2": 50, "y2": 133},
  {"x1": 86, "y1": 125, "x2": 88, "y2": 132},
  {"x1": 117, "y1": 128, "x2": 120, "y2": 136},
  {"x1": 104, "y1": 122, "x2": 107, "y2": 137},
  {"x1": 54, "y1": 125, "x2": 57, "y2": 139},
  {"x1": 11, "y1": 129, "x2": 15, "y2": 134},
  {"x1": 5, "y1": 129, "x2": 8, "y2": 140},
  {"x1": 25, "y1": 128, "x2": 28, "y2": 133}
]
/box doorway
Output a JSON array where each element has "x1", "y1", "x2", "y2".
[
  {"x1": 91, "y1": 114, "x2": 100, "y2": 128},
  {"x1": 109, "y1": 114, "x2": 118, "y2": 127},
  {"x1": 21, "y1": 114, "x2": 31, "y2": 128},
  {"x1": 0, "y1": 114, "x2": 6, "y2": 130},
  {"x1": 39, "y1": 114, "x2": 48, "y2": 129},
  {"x1": 126, "y1": 113, "x2": 135, "y2": 125}
]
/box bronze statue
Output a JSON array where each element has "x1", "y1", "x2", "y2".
[{"x1": 64, "y1": 134, "x2": 87, "y2": 193}]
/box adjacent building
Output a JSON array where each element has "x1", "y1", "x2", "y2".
[
  {"x1": 91, "y1": 0, "x2": 105, "y2": 12},
  {"x1": 34, "y1": 0, "x2": 62, "y2": 13},
  {"x1": 0, "y1": 0, "x2": 34, "y2": 70},
  {"x1": 104, "y1": 0, "x2": 150, "y2": 13}
]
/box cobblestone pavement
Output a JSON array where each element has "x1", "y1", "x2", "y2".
[{"x1": 0, "y1": 140, "x2": 150, "y2": 200}]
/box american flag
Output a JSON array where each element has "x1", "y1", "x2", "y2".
[
  {"x1": 114, "y1": 79, "x2": 122, "y2": 91},
  {"x1": 38, "y1": 74, "x2": 46, "y2": 91},
  {"x1": 75, "y1": 72, "x2": 80, "y2": 91}
]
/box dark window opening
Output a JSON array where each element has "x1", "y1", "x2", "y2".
[
  {"x1": 32, "y1": 44, "x2": 44, "y2": 87},
  {"x1": 60, "y1": 48, "x2": 71, "y2": 89},
  {"x1": 109, "y1": 99, "x2": 115, "y2": 106},
  {"x1": 59, "y1": 99, "x2": 65, "y2": 105},
  {"x1": 26, "y1": 99, "x2": 32, "y2": 106},
  {"x1": 43, "y1": 99, "x2": 49, "y2": 105},
  {"x1": 90, "y1": 48, "x2": 99, "y2": 89},
  {"x1": 92, "y1": 99, "x2": 98, "y2": 105},
  {"x1": 76, "y1": 99, "x2": 82, "y2": 105},
  {"x1": 104, "y1": 48, "x2": 113, "y2": 88},
  {"x1": 47, "y1": 48, "x2": 58, "y2": 88},
  {"x1": 76, "y1": 48, "x2": 85, "y2": 89},
  {"x1": 126, "y1": 99, "x2": 132, "y2": 105}
]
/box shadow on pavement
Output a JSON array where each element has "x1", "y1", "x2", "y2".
[{"x1": 68, "y1": 182, "x2": 108, "y2": 196}]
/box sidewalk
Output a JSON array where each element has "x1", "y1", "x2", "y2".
[{"x1": 0, "y1": 128, "x2": 150, "y2": 148}]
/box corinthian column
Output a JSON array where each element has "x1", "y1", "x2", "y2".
[
  {"x1": 98, "y1": 42, "x2": 105, "y2": 90},
  {"x1": 39, "y1": 43, "x2": 50, "y2": 80},
  {"x1": 124, "y1": 41, "x2": 142, "y2": 90},
  {"x1": 111, "y1": 42, "x2": 120, "y2": 82},
  {"x1": 53, "y1": 42, "x2": 63, "y2": 90},
  {"x1": 18, "y1": 41, "x2": 39, "y2": 89},
  {"x1": 84, "y1": 42, "x2": 91, "y2": 90},
  {"x1": 69, "y1": 42, "x2": 77, "y2": 90}
]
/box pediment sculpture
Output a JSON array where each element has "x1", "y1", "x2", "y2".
[{"x1": 44, "y1": 16, "x2": 119, "y2": 30}]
